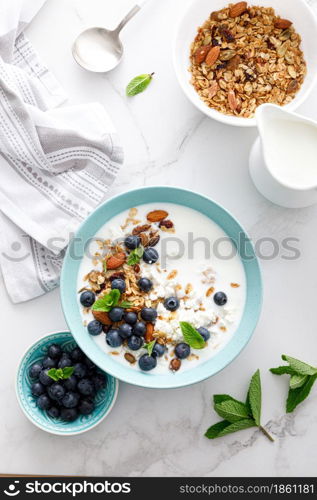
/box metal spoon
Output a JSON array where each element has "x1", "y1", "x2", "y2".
[{"x1": 72, "y1": 4, "x2": 142, "y2": 73}]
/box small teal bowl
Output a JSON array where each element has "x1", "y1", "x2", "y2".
[
  {"x1": 61, "y1": 186, "x2": 262, "y2": 389},
  {"x1": 16, "y1": 332, "x2": 119, "y2": 435}
]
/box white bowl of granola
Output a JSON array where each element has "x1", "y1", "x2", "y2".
[{"x1": 173, "y1": 0, "x2": 317, "y2": 126}]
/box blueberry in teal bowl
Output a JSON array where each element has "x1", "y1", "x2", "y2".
[{"x1": 16, "y1": 331, "x2": 118, "y2": 435}]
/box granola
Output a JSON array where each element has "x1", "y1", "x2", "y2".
[{"x1": 189, "y1": 2, "x2": 306, "y2": 118}]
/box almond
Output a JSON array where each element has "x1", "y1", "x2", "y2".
[
  {"x1": 92, "y1": 310, "x2": 112, "y2": 325},
  {"x1": 132, "y1": 224, "x2": 151, "y2": 235},
  {"x1": 145, "y1": 323, "x2": 154, "y2": 343},
  {"x1": 106, "y1": 252, "x2": 126, "y2": 270},
  {"x1": 194, "y1": 44, "x2": 211, "y2": 64},
  {"x1": 146, "y1": 210, "x2": 169, "y2": 222},
  {"x1": 227, "y1": 54, "x2": 241, "y2": 70},
  {"x1": 274, "y1": 18, "x2": 292, "y2": 29},
  {"x1": 229, "y1": 1, "x2": 247, "y2": 18},
  {"x1": 205, "y1": 46, "x2": 220, "y2": 66},
  {"x1": 228, "y1": 89, "x2": 238, "y2": 111}
]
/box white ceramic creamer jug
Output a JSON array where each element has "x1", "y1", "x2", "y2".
[{"x1": 249, "y1": 103, "x2": 317, "y2": 208}]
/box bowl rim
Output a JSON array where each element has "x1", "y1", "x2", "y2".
[
  {"x1": 173, "y1": 0, "x2": 317, "y2": 128},
  {"x1": 15, "y1": 331, "x2": 119, "y2": 436},
  {"x1": 60, "y1": 186, "x2": 263, "y2": 389}
]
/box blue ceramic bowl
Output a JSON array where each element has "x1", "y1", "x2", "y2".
[
  {"x1": 16, "y1": 331, "x2": 119, "y2": 435},
  {"x1": 61, "y1": 187, "x2": 262, "y2": 389}
]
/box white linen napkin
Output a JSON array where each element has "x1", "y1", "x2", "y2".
[{"x1": 0, "y1": 0, "x2": 123, "y2": 303}]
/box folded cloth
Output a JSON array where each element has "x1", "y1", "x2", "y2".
[{"x1": 0, "y1": 0, "x2": 123, "y2": 303}]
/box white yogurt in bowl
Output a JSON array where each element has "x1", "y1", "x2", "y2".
[{"x1": 77, "y1": 203, "x2": 246, "y2": 374}]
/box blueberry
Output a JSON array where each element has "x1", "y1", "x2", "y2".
[
  {"x1": 48, "y1": 383, "x2": 65, "y2": 401},
  {"x1": 73, "y1": 363, "x2": 87, "y2": 379},
  {"x1": 138, "y1": 277, "x2": 153, "y2": 292},
  {"x1": 213, "y1": 291, "x2": 227, "y2": 306},
  {"x1": 133, "y1": 322, "x2": 146, "y2": 337},
  {"x1": 39, "y1": 369, "x2": 54, "y2": 386},
  {"x1": 143, "y1": 247, "x2": 159, "y2": 264},
  {"x1": 78, "y1": 399, "x2": 95, "y2": 416},
  {"x1": 64, "y1": 375, "x2": 78, "y2": 391},
  {"x1": 175, "y1": 342, "x2": 191, "y2": 359},
  {"x1": 29, "y1": 362, "x2": 42, "y2": 379},
  {"x1": 58, "y1": 355, "x2": 72, "y2": 369},
  {"x1": 42, "y1": 356, "x2": 57, "y2": 369},
  {"x1": 37, "y1": 394, "x2": 51, "y2": 410},
  {"x1": 138, "y1": 354, "x2": 157, "y2": 371},
  {"x1": 77, "y1": 378, "x2": 95, "y2": 397},
  {"x1": 47, "y1": 344, "x2": 62, "y2": 359},
  {"x1": 92, "y1": 372, "x2": 107, "y2": 391},
  {"x1": 83, "y1": 357, "x2": 96, "y2": 371},
  {"x1": 124, "y1": 235, "x2": 141, "y2": 250},
  {"x1": 124, "y1": 312, "x2": 138, "y2": 325},
  {"x1": 140, "y1": 307, "x2": 157, "y2": 322},
  {"x1": 197, "y1": 327, "x2": 210, "y2": 341},
  {"x1": 106, "y1": 329, "x2": 123, "y2": 348},
  {"x1": 62, "y1": 391, "x2": 80, "y2": 409},
  {"x1": 118, "y1": 323, "x2": 133, "y2": 339},
  {"x1": 70, "y1": 347, "x2": 84, "y2": 362},
  {"x1": 31, "y1": 382, "x2": 45, "y2": 396},
  {"x1": 80, "y1": 290, "x2": 95, "y2": 307},
  {"x1": 127, "y1": 335, "x2": 143, "y2": 351},
  {"x1": 87, "y1": 320, "x2": 103, "y2": 336},
  {"x1": 47, "y1": 406, "x2": 60, "y2": 419},
  {"x1": 152, "y1": 343, "x2": 166, "y2": 357},
  {"x1": 60, "y1": 408, "x2": 78, "y2": 422},
  {"x1": 108, "y1": 307, "x2": 124, "y2": 322},
  {"x1": 111, "y1": 278, "x2": 126, "y2": 293},
  {"x1": 163, "y1": 296, "x2": 180, "y2": 312}
]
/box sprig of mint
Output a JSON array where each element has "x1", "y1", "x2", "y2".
[
  {"x1": 126, "y1": 73, "x2": 154, "y2": 96},
  {"x1": 127, "y1": 246, "x2": 144, "y2": 266},
  {"x1": 119, "y1": 300, "x2": 133, "y2": 309},
  {"x1": 92, "y1": 289, "x2": 120, "y2": 312},
  {"x1": 205, "y1": 370, "x2": 274, "y2": 442},
  {"x1": 48, "y1": 366, "x2": 74, "y2": 382},
  {"x1": 179, "y1": 322, "x2": 205, "y2": 349},
  {"x1": 270, "y1": 355, "x2": 317, "y2": 413},
  {"x1": 143, "y1": 340, "x2": 156, "y2": 356}
]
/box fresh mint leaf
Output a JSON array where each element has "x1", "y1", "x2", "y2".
[
  {"x1": 47, "y1": 368, "x2": 59, "y2": 381},
  {"x1": 281, "y1": 355, "x2": 317, "y2": 376},
  {"x1": 179, "y1": 322, "x2": 205, "y2": 349},
  {"x1": 205, "y1": 370, "x2": 274, "y2": 442},
  {"x1": 143, "y1": 340, "x2": 156, "y2": 357},
  {"x1": 290, "y1": 374, "x2": 307, "y2": 390},
  {"x1": 205, "y1": 419, "x2": 256, "y2": 439},
  {"x1": 92, "y1": 289, "x2": 120, "y2": 312},
  {"x1": 247, "y1": 369, "x2": 261, "y2": 426},
  {"x1": 47, "y1": 366, "x2": 74, "y2": 381},
  {"x1": 286, "y1": 374, "x2": 317, "y2": 413},
  {"x1": 119, "y1": 300, "x2": 133, "y2": 309},
  {"x1": 62, "y1": 366, "x2": 74, "y2": 379},
  {"x1": 270, "y1": 366, "x2": 297, "y2": 376},
  {"x1": 126, "y1": 73, "x2": 154, "y2": 96},
  {"x1": 127, "y1": 246, "x2": 144, "y2": 266},
  {"x1": 214, "y1": 400, "x2": 250, "y2": 423}
]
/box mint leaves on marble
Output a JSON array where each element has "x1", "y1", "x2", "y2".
[
  {"x1": 48, "y1": 366, "x2": 74, "y2": 382},
  {"x1": 205, "y1": 370, "x2": 274, "y2": 442},
  {"x1": 270, "y1": 355, "x2": 317, "y2": 413},
  {"x1": 179, "y1": 322, "x2": 205, "y2": 349},
  {"x1": 126, "y1": 73, "x2": 154, "y2": 96}
]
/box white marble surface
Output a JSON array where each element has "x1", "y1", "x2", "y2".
[{"x1": 1, "y1": 0, "x2": 317, "y2": 476}]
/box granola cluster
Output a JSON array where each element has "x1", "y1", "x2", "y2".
[{"x1": 189, "y1": 2, "x2": 306, "y2": 118}]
